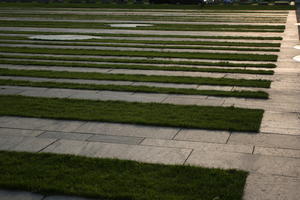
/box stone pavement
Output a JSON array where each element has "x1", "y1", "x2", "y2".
[{"x1": 0, "y1": 8, "x2": 299, "y2": 200}]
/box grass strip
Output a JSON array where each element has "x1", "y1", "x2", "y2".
[
  {"x1": 0, "y1": 68, "x2": 271, "y2": 88},
  {"x1": 0, "y1": 20, "x2": 285, "y2": 32},
  {"x1": 0, "y1": 13, "x2": 287, "y2": 23},
  {"x1": 0, "y1": 2, "x2": 294, "y2": 10},
  {"x1": 0, "y1": 47, "x2": 278, "y2": 61},
  {"x1": 0, "y1": 95, "x2": 264, "y2": 131},
  {"x1": 0, "y1": 39, "x2": 280, "y2": 51},
  {"x1": 0, "y1": 150, "x2": 248, "y2": 200},
  {"x1": 0, "y1": 79, "x2": 268, "y2": 99},
  {"x1": 0, "y1": 54, "x2": 277, "y2": 68},
  {"x1": 0, "y1": 59, "x2": 274, "y2": 75},
  {"x1": 0, "y1": 30, "x2": 283, "y2": 40}
]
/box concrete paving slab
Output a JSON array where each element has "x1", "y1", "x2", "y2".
[
  {"x1": 162, "y1": 96, "x2": 223, "y2": 106},
  {"x1": 43, "y1": 139, "x2": 191, "y2": 165},
  {"x1": 244, "y1": 173, "x2": 300, "y2": 200},
  {"x1": 41, "y1": 88, "x2": 80, "y2": 98},
  {"x1": 0, "y1": 135, "x2": 55, "y2": 152},
  {"x1": 80, "y1": 140, "x2": 192, "y2": 165},
  {"x1": 87, "y1": 134, "x2": 144, "y2": 145},
  {"x1": 38, "y1": 131, "x2": 93, "y2": 141},
  {"x1": 0, "y1": 127, "x2": 43, "y2": 137},
  {"x1": 12, "y1": 137, "x2": 56, "y2": 152},
  {"x1": 0, "y1": 116, "x2": 85, "y2": 132},
  {"x1": 0, "y1": 87, "x2": 25, "y2": 95},
  {"x1": 68, "y1": 91, "x2": 105, "y2": 100},
  {"x1": 0, "y1": 27, "x2": 283, "y2": 38},
  {"x1": 228, "y1": 132, "x2": 300, "y2": 150},
  {"x1": 254, "y1": 146, "x2": 300, "y2": 159},
  {"x1": 186, "y1": 150, "x2": 300, "y2": 177},
  {"x1": 42, "y1": 139, "x2": 88, "y2": 155},
  {"x1": 0, "y1": 190, "x2": 43, "y2": 200},
  {"x1": 174, "y1": 129, "x2": 230, "y2": 144},
  {"x1": 141, "y1": 138, "x2": 253, "y2": 154},
  {"x1": 73, "y1": 122, "x2": 179, "y2": 139},
  {"x1": 44, "y1": 195, "x2": 94, "y2": 200},
  {"x1": 260, "y1": 111, "x2": 300, "y2": 135}
]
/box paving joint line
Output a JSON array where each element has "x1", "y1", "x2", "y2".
[
  {"x1": 225, "y1": 132, "x2": 231, "y2": 144},
  {"x1": 170, "y1": 128, "x2": 182, "y2": 140},
  {"x1": 37, "y1": 138, "x2": 59, "y2": 153},
  {"x1": 183, "y1": 149, "x2": 194, "y2": 165},
  {"x1": 251, "y1": 146, "x2": 256, "y2": 154}
]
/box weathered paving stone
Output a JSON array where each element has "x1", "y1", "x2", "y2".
[
  {"x1": 43, "y1": 139, "x2": 191, "y2": 165},
  {"x1": 41, "y1": 88, "x2": 80, "y2": 98},
  {"x1": 254, "y1": 146, "x2": 300, "y2": 159},
  {"x1": 0, "y1": 190, "x2": 44, "y2": 200},
  {"x1": 68, "y1": 91, "x2": 105, "y2": 100},
  {"x1": 18, "y1": 87, "x2": 49, "y2": 97},
  {"x1": 174, "y1": 129, "x2": 230, "y2": 144},
  {"x1": 228, "y1": 132, "x2": 300, "y2": 150},
  {"x1": 244, "y1": 173, "x2": 300, "y2": 200},
  {"x1": 0, "y1": 135, "x2": 55, "y2": 152},
  {"x1": 87, "y1": 134, "x2": 144, "y2": 145},
  {"x1": 186, "y1": 150, "x2": 300, "y2": 177},
  {"x1": 0, "y1": 116, "x2": 85, "y2": 132},
  {"x1": 131, "y1": 82, "x2": 199, "y2": 89},
  {"x1": 73, "y1": 122, "x2": 180, "y2": 139},
  {"x1": 260, "y1": 111, "x2": 300, "y2": 135},
  {"x1": 44, "y1": 195, "x2": 94, "y2": 200},
  {"x1": 81, "y1": 141, "x2": 191, "y2": 165},
  {"x1": 42, "y1": 139, "x2": 88, "y2": 155},
  {"x1": 0, "y1": 87, "x2": 25, "y2": 95},
  {"x1": 163, "y1": 96, "x2": 224, "y2": 106},
  {"x1": 141, "y1": 138, "x2": 253, "y2": 154},
  {"x1": 0, "y1": 127, "x2": 43, "y2": 137},
  {"x1": 38, "y1": 131, "x2": 93, "y2": 141},
  {"x1": 12, "y1": 137, "x2": 56, "y2": 152}
]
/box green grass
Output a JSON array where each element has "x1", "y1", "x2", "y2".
[
  {"x1": 0, "y1": 68, "x2": 271, "y2": 88},
  {"x1": 0, "y1": 150, "x2": 248, "y2": 200},
  {"x1": 0, "y1": 47, "x2": 278, "y2": 61},
  {"x1": 0, "y1": 13, "x2": 286, "y2": 23},
  {"x1": 0, "y1": 59, "x2": 274, "y2": 75},
  {"x1": 0, "y1": 95, "x2": 264, "y2": 131},
  {"x1": 0, "y1": 20, "x2": 285, "y2": 32},
  {"x1": 0, "y1": 30, "x2": 283, "y2": 40},
  {"x1": 0, "y1": 2, "x2": 295, "y2": 10},
  {"x1": 0, "y1": 39, "x2": 280, "y2": 51},
  {"x1": 0, "y1": 79, "x2": 269, "y2": 99},
  {"x1": 0, "y1": 54, "x2": 277, "y2": 68}
]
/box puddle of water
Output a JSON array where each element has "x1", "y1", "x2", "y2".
[
  {"x1": 293, "y1": 55, "x2": 300, "y2": 62},
  {"x1": 29, "y1": 35, "x2": 102, "y2": 41},
  {"x1": 109, "y1": 24, "x2": 153, "y2": 28}
]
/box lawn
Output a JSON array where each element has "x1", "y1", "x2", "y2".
[
  {"x1": 0, "y1": 20, "x2": 285, "y2": 32},
  {"x1": 0, "y1": 151, "x2": 248, "y2": 200},
  {"x1": 0, "y1": 59, "x2": 274, "y2": 75},
  {"x1": 0, "y1": 95, "x2": 264, "y2": 132},
  {"x1": 0, "y1": 54, "x2": 277, "y2": 68},
  {"x1": 0, "y1": 68, "x2": 272, "y2": 88},
  {"x1": 0, "y1": 79, "x2": 269, "y2": 99},
  {"x1": 0, "y1": 47, "x2": 278, "y2": 61},
  {"x1": 0, "y1": 2, "x2": 294, "y2": 10}
]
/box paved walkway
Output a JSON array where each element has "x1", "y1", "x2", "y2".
[
  {"x1": 0, "y1": 9, "x2": 299, "y2": 200},
  {"x1": 0, "y1": 27, "x2": 283, "y2": 37}
]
